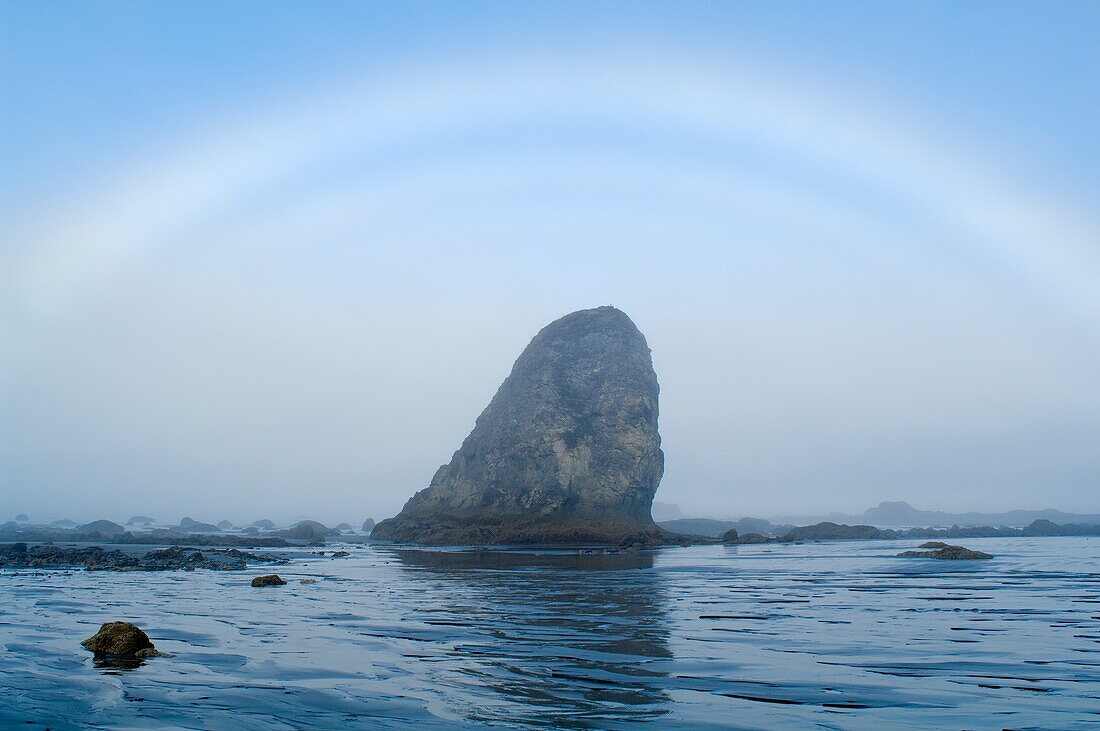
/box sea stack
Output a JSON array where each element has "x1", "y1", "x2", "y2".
[{"x1": 373, "y1": 306, "x2": 666, "y2": 545}]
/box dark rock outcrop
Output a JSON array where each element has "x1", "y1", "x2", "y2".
[
  {"x1": 781, "y1": 522, "x2": 884, "y2": 541},
  {"x1": 179, "y1": 517, "x2": 220, "y2": 533},
  {"x1": 76, "y1": 520, "x2": 127, "y2": 539},
  {"x1": 720, "y1": 529, "x2": 739, "y2": 543},
  {"x1": 0, "y1": 543, "x2": 285, "y2": 572},
  {"x1": 898, "y1": 544, "x2": 993, "y2": 560},
  {"x1": 251, "y1": 574, "x2": 287, "y2": 587},
  {"x1": 361, "y1": 518, "x2": 375, "y2": 533},
  {"x1": 373, "y1": 306, "x2": 666, "y2": 545},
  {"x1": 277, "y1": 520, "x2": 335, "y2": 541},
  {"x1": 730, "y1": 533, "x2": 769, "y2": 544},
  {"x1": 81, "y1": 622, "x2": 160, "y2": 658}
]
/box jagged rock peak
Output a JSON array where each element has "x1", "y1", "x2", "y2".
[{"x1": 374, "y1": 306, "x2": 666, "y2": 545}]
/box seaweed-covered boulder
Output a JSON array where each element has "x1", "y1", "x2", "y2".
[
  {"x1": 81, "y1": 622, "x2": 160, "y2": 658},
  {"x1": 374, "y1": 306, "x2": 666, "y2": 545},
  {"x1": 251, "y1": 574, "x2": 287, "y2": 587}
]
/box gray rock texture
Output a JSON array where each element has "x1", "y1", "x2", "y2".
[{"x1": 373, "y1": 306, "x2": 666, "y2": 545}]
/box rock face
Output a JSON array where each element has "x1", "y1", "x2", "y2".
[
  {"x1": 373, "y1": 306, "x2": 665, "y2": 545},
  {"x1": 81, "y1": 622, "x2": 159, "y2": 658}
]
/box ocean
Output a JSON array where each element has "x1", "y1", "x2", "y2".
[{"x1": 2, "y1": 537, "x2": 1098, "y2": 729}]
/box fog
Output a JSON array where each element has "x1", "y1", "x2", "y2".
[{"x1": 3, "y1": 4, "x2": 1099, "y2": 526}]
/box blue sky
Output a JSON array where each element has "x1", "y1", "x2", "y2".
[{"x1": 2, "y1": 2, "x2": 1098, "y2": 523}]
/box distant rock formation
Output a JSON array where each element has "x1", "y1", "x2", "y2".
[
  {"x1": 781, "y1": 522, "x2": 883, "y2": 541},
  {"x1": 277, "y1": 520, "x2": 335, "y2": 541},
  {"x1": 126, "y1": 516, "x2": 154, "y2": 526},
  {"x1": 76, "y1": 520, "x2": 127, "y2": 539},
  {"x1": 361, "y1": 518, "x2": 375, "y2": 533},
  {"x1": 898, "y1": 544, "x2": 992, "y2": 560},
  {"x1": 775, "y1": 500, "x2": 1100, "y2": 529},
  {"x1": 216, "y1": 520, "x2": 235, "y2": 530},
  {"x1": 374, "y1": 306, "x2": 666, "y2": 545},
  {"x1": 252, "y1": 519, "x2": 276, "y2": 530},
  {"x1": 179, "y1": 517, "x2": 220, "y2": 533},
  {"x1": 14, "y1": 514, "x2": 29, "y2": 522}
]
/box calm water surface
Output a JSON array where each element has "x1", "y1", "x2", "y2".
[{"x1": 1, "y1": 537, "x2": 1098, "y2": 729}]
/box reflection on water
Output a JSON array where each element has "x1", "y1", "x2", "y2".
[
  {"x1": 391, "y1": 548, "x2": 671, "y2": 727},
  {"x1": 0, "y1": 538, "x2": 1098, "y2": 729}
]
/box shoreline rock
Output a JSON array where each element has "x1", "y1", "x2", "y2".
[{"x1": 0, "y1": 543, "x2": 286, "y2": 572}]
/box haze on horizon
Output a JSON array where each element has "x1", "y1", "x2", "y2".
[{"x1": 2, "y1": 2, "x2": 1099, "y2": 527}]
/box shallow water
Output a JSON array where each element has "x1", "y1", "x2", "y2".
[{"x1": 2, "y1": 537, "x2": 1098, "y2": 729}]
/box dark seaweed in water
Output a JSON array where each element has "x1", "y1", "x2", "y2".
[{"x1": 0, "y1": 537, "x2": 1098, "y2": 729}]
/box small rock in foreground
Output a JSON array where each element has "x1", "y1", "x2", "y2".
[
  {"x1": 898, "y1": 544, "x2": 993, "y2": 560},
  {"x1": 300, "y1": 578, "x2": 318, "y2": 584},
  {"x1": 81, "y1": 621, "x2": 161, "y2": 658},
  {"x1": 251, "y1": 574, "x2": 287, "y2": 587}
]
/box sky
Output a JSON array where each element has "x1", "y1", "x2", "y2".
[{"x1": 1, "y1": 1, "x2": 1099, "y2": 525}]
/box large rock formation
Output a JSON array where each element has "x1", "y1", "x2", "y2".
[{"x1": 373, "y1": 306, "x2": 666, "y2": 545}]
